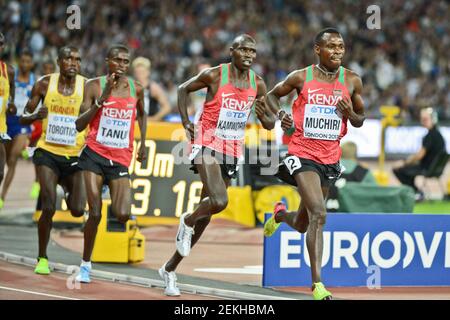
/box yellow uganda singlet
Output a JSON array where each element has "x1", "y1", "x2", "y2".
[
  {"x1": 37, "y1": 73, "x2": 86, "y2": 157},
  {"x1": 0, "y1": 61, "x2": 10, "y2": 136}
]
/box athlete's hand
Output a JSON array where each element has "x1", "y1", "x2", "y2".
[
  {"x1": 36, "y1": 106, "x2": 48, "y2": 120},
  {"x1": 137, "y1": 143, "x2": 147, "y2": 162},
  {"x1": 255, "y1": 96, "x2": 266, "y2": 118},
  {"x1": 99, "y1": 73, "x2": 119, "y2": 103},
  {"x1": 336, "y1": 97, "x2": 354, "y2": 118},
  {"x1": 7, "y1": 102, "x2": 17, "y2": 116},
  {"x1": 279, "y1": 111, "x2": 293, "y2": 131},
  {"x1": 184, "y1": 122, "x2": 196, "y2": 142}
]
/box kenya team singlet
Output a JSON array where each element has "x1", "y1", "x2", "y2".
[
  {"x1": 85, "y1": 76, "x2": 138, "y2": 167},
  {"x1": 195, "y1": 63, "x2": 257, "y2": 158},
  {"x1": 289, "y1": 64, "x2": 350, "y2": 164},
  {"x1": 38, "y1": 73, "x2": 86, "y2": 157}
]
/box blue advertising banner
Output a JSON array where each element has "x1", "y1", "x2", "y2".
[{"x1": 263, "y1": 213, "x2": 450, "y2": 287}]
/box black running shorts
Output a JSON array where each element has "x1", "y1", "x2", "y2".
[{"x1": 78, "y1": 146, "x2": 130, "y2": 184}]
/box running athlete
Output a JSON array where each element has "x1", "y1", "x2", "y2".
[
  {"x1": 20, "y1": 46, "x2": 87, "y2": 275},
  {"x1": 75, "y1": 45, "x2": 147, "y2": 283},
  {"x1": 159, "y1": 34, "x2": 276, "y2": 296},
  {"x1": 264, "y1": 28, "x2": 366, "y2": 300},
  {"x1": 1, "y1": 51, "x2": 35, "y2": 207},
  {"x1": 0, "y1": 32, "x2": 17, "y2": 197},
  {"x1": 28, "y1": 59, "x2": 56, "y2": 200}
]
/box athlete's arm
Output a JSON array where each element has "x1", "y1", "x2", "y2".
[
  {"x1": 178, "y1": 67, "x2": 219, "y2": 140},
  {"x1": 6, "y1": 64, "x2": 16, "y2": 115},
  {"x1": 254, "y1": 77, "x2": 276, "y2": 130},
  {"x1": 19, "y1": 76, "x2": 49, "y2": 125},
  {"x1": 75, "y1": 78, "x2": 100, "y2": 132},
  {"x1": 148, "y1": 81, "x2": 171, "y2": 122},
  {"x1": 337, "y1": 72, "x2": 365, "y2": 128},
  {"x1": 267, "y1": 70, "x2": 303, "y2": 131},
  {"x1": 135, "y1": 82, "x2": 147, "y2": 162}
]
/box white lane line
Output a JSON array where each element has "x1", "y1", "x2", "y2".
[
  {"x1": 0, "y1": 286, "x2": 81, "y2": 300},
  {"x1": 195, "y1": 265, "x2": 263, "y2": 275}
]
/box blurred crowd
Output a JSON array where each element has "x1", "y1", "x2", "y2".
[{"x1": 1, "y1": 0, "x2": 449, "y2": 122}]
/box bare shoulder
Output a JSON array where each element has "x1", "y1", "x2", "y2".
[
  {"x1": 288, "y1": 68, "x2": 307, "y2": 82},
  {"x1": 86, "y1": 76, "x2": 103, "y2": 88},
  {"x1": 34, "y1": 74, "x2": 52, "y2": 93},
  {"x1": 199, "y1": 65, "x2": 221, "y2": 83},
  {"x1": 344, "y1": 68, "x2": 363, "y2": 86}
]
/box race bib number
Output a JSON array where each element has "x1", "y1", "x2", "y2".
[
  {"x1": 215, "y1": 108, "x2": 250, "y2": 141},
  {"x1": 96, "y1": 114, "x2": 131, "y2": 149},
  {"x1": 45, "y1": 114, "x2": 77, "y2": 146},
  {"x1": 303, "y1": 104, "x2": 342, "y2": 141},
  {"x1": 283, "y1": 156, "x2": 302, "y2": 175}
]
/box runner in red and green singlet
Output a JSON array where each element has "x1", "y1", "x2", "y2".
[
  {"x1": 75, "y1": 45, "x2": 147, "y2": 283},
  {"x1": 265, "y1": 28, "x2": 366, "y2": 300},
  {"x1": 159, "y1": 34, "x2": 276, "y2": 297}
]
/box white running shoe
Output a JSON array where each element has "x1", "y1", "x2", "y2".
[
  {"x1": 158, "y1": 263, "x2": 180, "y2": 296},
  {"x1": 176, "y1": 212, "x2": 195, "y2": 257}
]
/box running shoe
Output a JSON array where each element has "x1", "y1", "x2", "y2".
[
  {"x1": 175, "y1": 212, "x2": 195, "y2": 257},
  {"x1": 263, "y1": 201, "x2": 286, "y2": 237},
  {"x1": 75, "y1": 265, "x2": 91, "y2": 283},
  {"x1": 34, "y1": 257, "x2": 50, "y2": 275},
  {"x1": 312, "y1": 282, "x2": 332, "y2": 300},
  {"x1": 158, "y1": 263, "x2": 181, "y2": 296}
]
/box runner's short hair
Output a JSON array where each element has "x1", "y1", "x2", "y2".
[
  {"x1": 107, "y1": 44, "x2": 129, "y2": 58},
  {"x1": 314, "y1": 28, "x2": 341, "y2": 45}
]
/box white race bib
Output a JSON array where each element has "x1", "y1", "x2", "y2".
[
  {"x1": 215, "y1": 108, "x2": 251, "y2": 141},
  {"x1": 283, "y1": 155, "x2": 302, "y2": 175},
  {"x1": 45, "y1": 114, "x2": 78, "y2": 146},
  {"x1": 0, "y1": 97, "x2": 3, "y2": 114},
  {"x1": 303, "y1": 104, "x2": 342, "y2": 141},
  {"x1": 96, "y1": 114, "x2": 131, "y2": 149}
]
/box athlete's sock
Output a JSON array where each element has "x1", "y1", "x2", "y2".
[{"x1": 81, "y1": 260, "x2": 92, "y2": 269}]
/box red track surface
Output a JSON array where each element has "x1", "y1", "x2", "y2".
[{"x1": 0, "y1": 261, "x2": 217, "y2": 300}]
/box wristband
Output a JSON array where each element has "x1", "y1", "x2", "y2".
[{"x1": 95, "y1": 99, "x2": 103, "y2": 108}]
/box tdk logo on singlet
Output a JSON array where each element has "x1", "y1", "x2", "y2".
[
  {"x1": 310, "y1": 106, "x2": 338, "y2": 115},
  {"x1": 226, "y1": 111, "x2": 246, "y2": 119}
]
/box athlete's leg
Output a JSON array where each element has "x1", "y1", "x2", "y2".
[
  {"x1": 60, "y1": 170, "x2": 86, "y2": 217},
  {"x1": 36, "y1": 165, "x2": 59, "y2": 258},
  {"x1": 294, "y1": 171, "x2": 327, "y2": 285},
  {"x1": 81, "y1": 171, "x2": 103, "y2": 262},
  {"x1": 108, "y1": 177, "x2": 131, "y2": 223},
  {"x1": 184, "y1": 154, "x2": 229, "y2": 227},
  {"x1": 0, "y1": 143, "x2": 6, "y2": 186},
  {"x1": 1, "y1": 134, "x2": 30, "y2": 201},
  {"x1": 165, "y1": 180, "x2": 230, "y2": 272},
  {"x1": 276, "y1": 186, "x2": 329, "y2": 233}
]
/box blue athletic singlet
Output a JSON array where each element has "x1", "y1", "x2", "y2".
[{"x1": 7, "y1": 70, "x2": 35, "y2": 138}]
